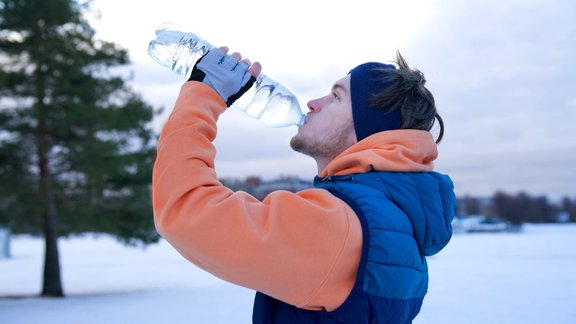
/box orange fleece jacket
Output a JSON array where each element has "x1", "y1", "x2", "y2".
[{"x1": 153, "y1": 82, "x2": 437, "y2": 311}]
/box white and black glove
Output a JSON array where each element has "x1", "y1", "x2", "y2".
[{"x1": 188, "y1": 48, "x2": 256, "y2": 107}]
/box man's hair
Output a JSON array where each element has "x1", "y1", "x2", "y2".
[{"x1": 369, "y1": 52, "x2": 444, "y2": 143}]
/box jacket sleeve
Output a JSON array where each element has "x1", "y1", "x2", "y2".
[{"x1": 152, "y1": 82, "x2": 362, "y2": 311}]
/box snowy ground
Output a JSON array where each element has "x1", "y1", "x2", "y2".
[{"x1": 1, "y1": 224, "x2": 575, "y2": 323}]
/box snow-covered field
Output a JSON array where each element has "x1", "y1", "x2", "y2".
[{"x1": 1, "y1": 224, "x2": 575, "y2": 323}]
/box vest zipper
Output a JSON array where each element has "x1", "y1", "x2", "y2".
[{"x1": 320, "y1": 175, "x2": 354, "y2": 184}]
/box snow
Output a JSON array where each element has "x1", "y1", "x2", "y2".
[{"x1": 1, "y1": 224, "x2": 576, "y2": 323}]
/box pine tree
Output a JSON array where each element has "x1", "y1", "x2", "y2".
[{"x1": 0, "y1": 0, "x2": 159, "y2": 297}]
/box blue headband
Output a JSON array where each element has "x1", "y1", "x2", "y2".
[{"x1": 350, "y1": 62, "x2": 402, "y2": 142}]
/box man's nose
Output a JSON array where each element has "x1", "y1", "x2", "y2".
[{"x1": 307, "y1": 97, "x2": 323, "y2": 113}]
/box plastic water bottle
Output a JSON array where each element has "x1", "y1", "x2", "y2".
[{"x1": 148, "y1": 23, "x2": 306, "y2": 128}]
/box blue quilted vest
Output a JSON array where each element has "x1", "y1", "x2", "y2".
[{"x1": 252, "y1": 171, "x2": 455, "y2": 324}]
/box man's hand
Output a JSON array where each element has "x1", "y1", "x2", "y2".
[{"x1": 188, "y1": 46, "x2": 262, "y2": 107}]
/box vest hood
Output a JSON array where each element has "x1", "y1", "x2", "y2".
[{"x1": 385, "y1": 171, "x2": 455, "y2": 256}]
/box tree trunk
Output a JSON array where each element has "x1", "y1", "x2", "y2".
[
  {"x1": 37, "y1": 101, "x2": 64, "y2": 298},
  {"x1": 41, "y1": 201, "x2": 63, "y2": 297},
  {"x1": 36, "y1": 96, "x2": 63, "y2": 298},
  {"x1": 34, "y1": 20, "x2": 64, "y2": 296}
]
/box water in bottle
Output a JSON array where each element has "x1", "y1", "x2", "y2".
[{"x1": 148, "y1": 23, "x2": 306, "y2": 128}]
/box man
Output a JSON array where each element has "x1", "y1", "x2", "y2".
[{"x1": 152, "y1": 46, "x2": 456, "y2": 323}]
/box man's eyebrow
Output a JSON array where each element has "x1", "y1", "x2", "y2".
[{"x1": 332, "y1": 83, "x2": 348, "y2": 96}]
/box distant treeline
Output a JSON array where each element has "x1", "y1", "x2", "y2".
[
  {"x1": 457, "y1": 192, "x2": 575, "y2": 224},
  {"x1": 220, "y1": 176, "x2": 576, "y2": 225}
]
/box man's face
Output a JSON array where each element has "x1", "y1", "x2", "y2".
[{"x1": 290, "y1": 75, "x2": 357, "y2": 161}]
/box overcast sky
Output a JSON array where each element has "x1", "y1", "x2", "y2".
[{"x1": 88, "y1": 0, "x2": 575, "y2": 200}]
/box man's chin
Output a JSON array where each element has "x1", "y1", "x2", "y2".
[{"x1": 289, "y1": 135, "x2": 307, "y2": 155}]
